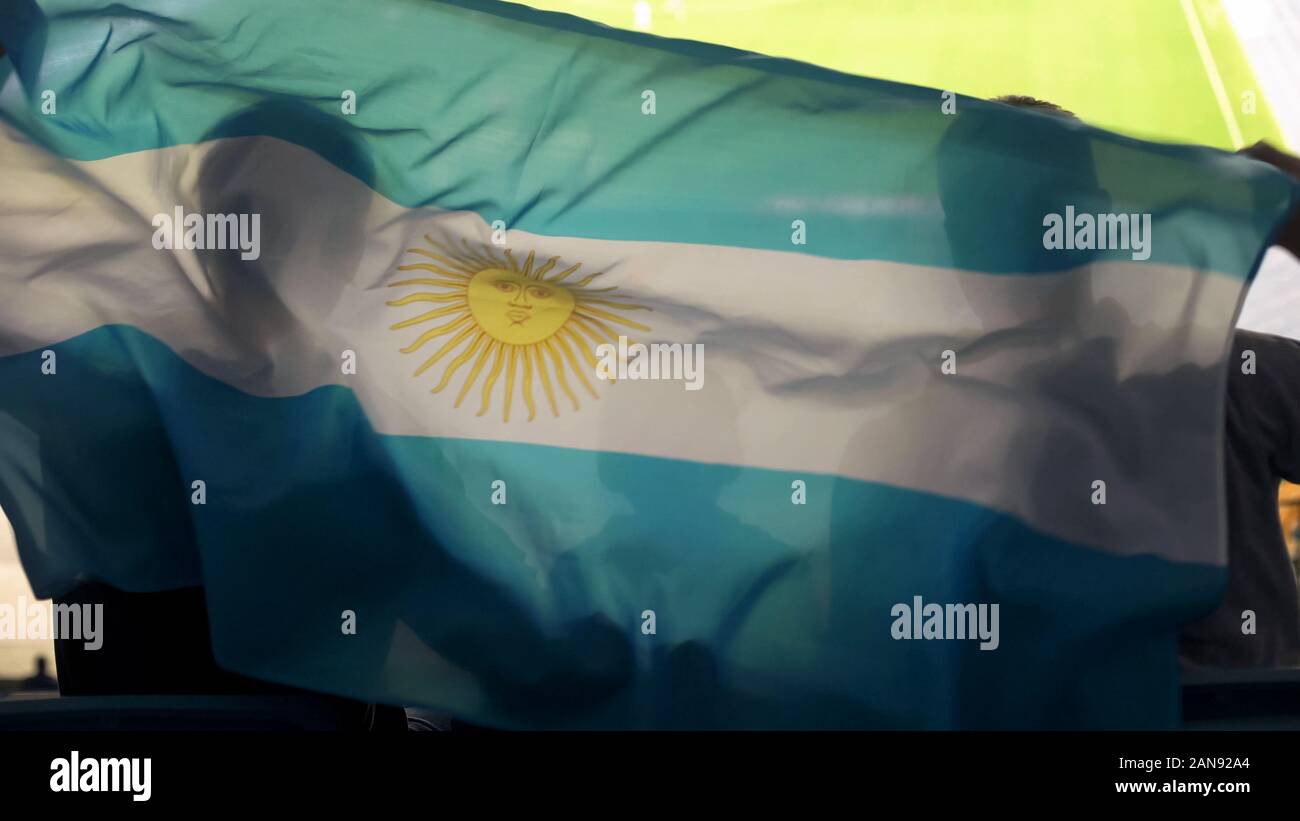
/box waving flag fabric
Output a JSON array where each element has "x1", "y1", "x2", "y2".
[{"x1": 0, "y1": 0, "x2": 1294, "y2": 728}]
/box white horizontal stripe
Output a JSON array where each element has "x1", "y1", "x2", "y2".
[{"x1": 0, "y1": 126, "x2": 1243, "y2": 565}]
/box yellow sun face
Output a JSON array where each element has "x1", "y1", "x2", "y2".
[
  {"x1": 387, "y1": 234, "x2": 651, "y2": 421},
  {"x1": 467, "y1": 267, "x2": 575, "y2": 346}
]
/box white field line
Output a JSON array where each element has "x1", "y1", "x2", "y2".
[{"x1": 1181, "y1": 0, "x2": 1246, "y2": 149}]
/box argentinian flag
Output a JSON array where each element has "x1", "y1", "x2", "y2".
[{"x1": 0, "y1": 0, "x2": 1294, "y2": 728}]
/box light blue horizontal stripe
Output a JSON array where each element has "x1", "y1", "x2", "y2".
[
  {"x1": 0, "y1": 324, "x2": 1223, "y2": 728},
  {"x1": 0, "y1": 0, "x2": 1295, "y2": 275}
]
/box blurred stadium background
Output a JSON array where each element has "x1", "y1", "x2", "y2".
[
  {"x1": 3, "y1": 0, "x2": 1300, "y2": 685},
  {"x1": 532, "y1": 0, "x2": 1299, "y2": 149}
]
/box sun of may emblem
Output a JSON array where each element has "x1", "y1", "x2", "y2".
[{"x1": 386, "y1": 235, "x2": 651, "y2": 421}]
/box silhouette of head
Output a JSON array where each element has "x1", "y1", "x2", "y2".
[
  {"x1": 937, "y1": 94, "x2": 1108, "y2": 325},
  {"x1": 195, "y1": 100, "x2": 376, "y2": 349}
]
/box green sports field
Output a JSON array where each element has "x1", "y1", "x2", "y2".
[{"x1": 534, "y1": 0, "x2": 1284, "y2": 149}]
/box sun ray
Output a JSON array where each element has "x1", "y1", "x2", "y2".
[
  {"x1": 543, "y1": 339, "x2": 580, "y2": 410},
  {"x1": 571, "y1": 313, "x2": 623, "y2": 347},
  {"x1": 476, "y1": 242, "x2": 511, "y2": 268},
  {"x1": 398, "y1": 262, "x2": 471, "y2": 280},
  {"x1": 531, "y1": 256, "x2": 559, "y2": 280},
  {"x1": 503, "y1": 249, "x2": 521, "y2": 273},
  {"x1": 477, "y1": 342, "x2": 507, "y2": 417},
  {"x1": 387, "y1": 292, "x2": 467, "y2": 306},
  {"x1": 504, "y1": 345, "x2": 519, "y2": 422},
  {"x1": 431, "y1": 331, "x2": 486, "y2": 394},
  {"x1": 552, "y1": 331, "x2": 598, "y2": 399},
  {"x1": 576, "y1": 305, "x2": 652, "y2": 332},
  {"x1": 548, "y1": 262, "x2": 583, "y2": 283},
  {"x1": 455, "y1": 338, "x2": 499, "y2": 408},
  {"x1": 390, "y1": 277, "x2": 469, "y2": 290},
  {"x1": 404, "y1": 248, "x2": 474, "y2": 275},
  {"x1": 520, "y1": 250, "x2": 536, "y2": 278},
  {"x1": 520, "y1": 345, "x2": 536, "y2": 421},
  {"x1": 569, "y1": 321, "x2": 617, "y2": 371},
  {"x1": 390, "y1": 303, "x2": 470, "y2": 330},
  {"x1": 562, "y1": 325, "x2": 605, "y2": 376},
  {"x1": 412, "y1": 321, "x2": 477, "y2": 374},
  {"x1": 425, "y1": 237, "x2": 482, "y2": 268},
  {"x1": 459, "y1": 238, "x2": 503, "y2": 270},
  {"x1": 400, "y1": 314, "x2": 473, "y2": 355},
  {"x1": 561, "y1": 325, "x2": 602, "y2": 366},
  {"x1": 571, "y1": 271, "x2": 606, "y2": 287},
  {"x1": 401, "y1": 313, "x2": 473, "y2": 355},
  {"x1": 533, "y1": 345, "x2": 559, "y2": 417},
  {"x1": 423, "y1": 235, "x2": 461, "y2": 253}
]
